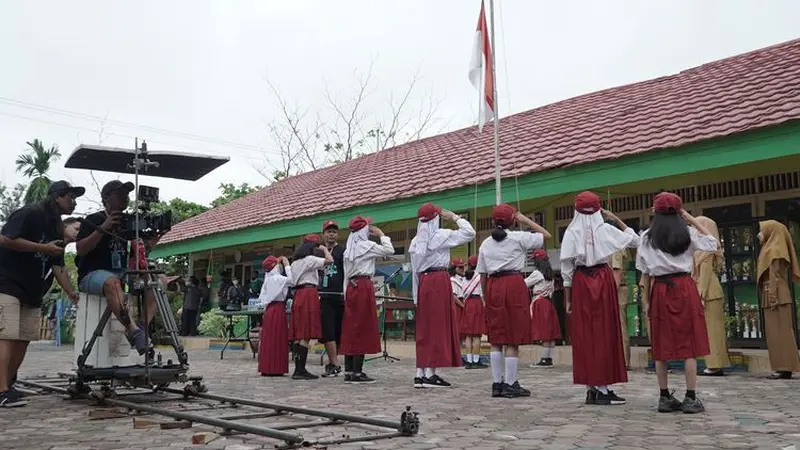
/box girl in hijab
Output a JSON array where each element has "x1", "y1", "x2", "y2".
[
  {"x1": 757, "y1": 220, "x2": 800, "y2": 380},
  {"x1": 460, "y1": 255, "x2": 487, "y2": 369},
  {"x1": 339, "y1": 216, "x2": 395, "y2": 384},
  {"x1": 561, "y1": 191, "x2": 639, "y2": 406},
  {"x1": 409, "y1": 203, "x2": 476, "y2": 389},
  {"x1": 526, "y1": 249, "x2": 561, "y2": 369},
  {"x1": 257, "y1": 255, "x2": 292, "y2": 376},
  {"x1": 476, "y1": 204, "x2": 550, "y2": 398},
  {"x1": 288, "y1": 234, "x2": 333, "y2": 380},
  {"x1": 637, "y1": 192, "x2": 716, "y2": 414},
  {"x1": 692, "y1": 216, "x2": 730, "y2": 377}
]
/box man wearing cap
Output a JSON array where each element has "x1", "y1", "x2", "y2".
[
  {"x1": 318, "y1": 220, "x2": 346, "y2": 377},
  {"x1": 75, "y1": 180, "x2": 151, "y2": 355},
  {"x1": 0, "y1": 180, "x2": 83, "y2": 407}
]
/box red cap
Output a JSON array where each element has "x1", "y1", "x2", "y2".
[
  {"x1": 468, "y1": 255, "x2": 478, "y2": 267},
  {"x1": 417, "y1": 203, "x2": 441, "y2": 222},
  {"x1": 532, "y1": 249, "x2": 549, "y2": 260},
  {"x1": 348, "y1": 215, "x2": 371, "y2": 231},
  {"x1": 303, "y1": 234, "x2": 321, "y2": 245},
  {"x1": 450, "y1": 257, "x2": 465, "y2": 268},
  {"x1": 262, "y1": 256, "x2": 278, "y2": 271},
  {"x1": 322, "y1": 220, "x2": 338, "y2": 232},
  {"x1": 575, "y1": 191, "x2": 601, "y2": 215},
  {"x1": 492, "y1": 203, "x2": 516, "y2": 225},
  {"x1": 653, "y1": 192, "x2": 682, "y2": 214}
]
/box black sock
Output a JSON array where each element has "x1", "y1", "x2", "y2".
[
  {"x1": 659, "y1": 389, "x2": 670, "y2": 398},
  {"x1": 354, "y1": 355, "x2": 364, "y2": 374},
  {"x1": 344, "y1": 355, "x2": 354, "y2": 373},
  {"x1": 686, "y1": 390, "x2": 696, "y2": 399}
]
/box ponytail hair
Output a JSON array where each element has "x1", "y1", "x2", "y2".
[
  {"x1": 533, "y1": 258, "x2": 554, "y2": 281},
  {"x1": 491, "y1": 220, "x2": 510, "y2": 242}
]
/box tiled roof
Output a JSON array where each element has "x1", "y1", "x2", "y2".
[{"x1": 161, "y1": 38, "x2": 800, "y2": 245}]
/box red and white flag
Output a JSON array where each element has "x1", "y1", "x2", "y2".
[{"x1": 468, "y1": 0, "x2": 495, "y2": 132}]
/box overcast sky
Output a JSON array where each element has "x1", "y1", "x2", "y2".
[{"x1": 1, "y1": 0, "x2": 798, "y2": 216}]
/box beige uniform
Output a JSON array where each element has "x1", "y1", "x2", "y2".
[{"x1": 610, "y1": 249, "x2": 631, "y2": 366}]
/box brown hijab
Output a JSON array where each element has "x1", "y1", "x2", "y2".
[
  {"x1": 692, "y1": 216, "x2": 723, "y2": 277},
  {"x1": 756, "y1": 220, "x2": 800, "y2": 283}
]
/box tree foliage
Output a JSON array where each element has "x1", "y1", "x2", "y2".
[
  {"x1": 210, "y1": 182, "x2": 260, "y2": 208},
  {"x1": 15, "y1": 139, "x2": 61, "y2": 205},
  {"x1": 0, "y1": 182, "x2": 26, "y2": 225}
]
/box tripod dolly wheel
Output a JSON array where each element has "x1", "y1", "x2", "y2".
[{"x1": 400, "y1": 406, "x2": 420, "y2": 435}]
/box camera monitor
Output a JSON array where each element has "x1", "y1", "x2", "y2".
[{"x1": 65, "y1": 144, "x2": 229, "y2": 181}]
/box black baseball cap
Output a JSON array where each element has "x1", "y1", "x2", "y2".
[
  {"x1": 48, "y1": 180, "x2": 86, "y2": 197},
  {"x1": 101, "y1": 180, "x2": 135, "y2": 198}
]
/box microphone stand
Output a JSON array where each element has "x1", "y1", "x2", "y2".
[{"x1": 366, "y1": 265, "x2": 407, "y2": 363}]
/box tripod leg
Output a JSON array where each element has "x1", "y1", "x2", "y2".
[
  {"x1": 151, "y1": 284, "x2": 188, "y2": 366},
  {"x1": 78, "y1": 306, "x2": 114, "y2": 371}
]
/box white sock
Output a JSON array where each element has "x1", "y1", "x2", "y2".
[
  {"x1": 490, "y1": 351, "x2": 504, "y2": 383},
  {"x1": 469, "y1": 354, "x2": 476, "y2": 363},
  {"x1": 505, "y1": 357, "x2": 518, "y2": 385},
  {"x1": 415, "y1": 368, "x2": 424, "y2": 378},
  {"x1": 541, "y1": 347, "x2": 552, "y2": 359},
  {"x1": 595, "y1": 385, "x2": 609, "y2": 394},
  {"x1": 424, "y1": 368, "x2": 435, "y2": 378}
]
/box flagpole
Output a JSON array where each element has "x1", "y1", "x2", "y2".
[{"x1": 488, "y1": 0, "x2": 501, "y2": 205}]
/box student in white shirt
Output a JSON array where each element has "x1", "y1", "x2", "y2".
[
  {"x1": 476, "y1": 204, "x2": 550, "y2": 399},
  {"x1": 525, "y1": 249, "x2": 561, "y2": 369},
  {"x1": 257, "y1": 255, "x2": 292, "y2": 377},
  {"x1": 339, "y1": 216, "x2": 395, "y2": 384},
  {"x1": 460, "y1": 254, "x2": 487, "y2": 369},
  {"x1": 560, "y1": 191, "x2": 639, "y2": 406},
  {"x1": 636, "y1": 192, "x2": 717, "y2": 414},
  {"x1": 449, "y1": 258, "x2": 467, "y2": 350},
  {"x1": 288, "y1": 234, "x2": 333, "y2": 380},
  {"x1": 409, "y1": 203, "x2": 476, "y2": 389}
]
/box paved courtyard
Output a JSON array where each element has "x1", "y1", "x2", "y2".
[{"x1": 2, "y1": 344, "x2": 799, "y2": 450}]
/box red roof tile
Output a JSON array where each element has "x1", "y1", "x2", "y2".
[{"x1": 161, "y1": 38, "x2": 800, "y2": 245}]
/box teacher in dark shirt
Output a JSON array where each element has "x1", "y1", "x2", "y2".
[{"x1": 319, "y1": 220, "x2": 346, "y2": 378}]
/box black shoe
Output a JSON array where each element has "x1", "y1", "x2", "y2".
[
  {"x1": 682, "y1": 396, "x2": 705, "y2": 414},
  {"x1": 531, "y1": 358, "x2": 553, "y2": 368},
  {"x1": 475, "y1": 361, "x2": 489, "y2": 369},
  {"x1": 321, "y1": 364, "x2": 339, "y2": 378},
  {"x1": 657, "y1": 392, "x2": 683, "y2": 413},
  {"x1": 511, "y1": 381, "x2": 531, "y2": 397},
  {"x1": 464, "y1": 362, "x2": 476, "y2": 369},
  {"x1": 422, "y1": 375, "x2": 451, "y2": 388},
  {"x1": 585, "y1": 387, "x2": 599, "y2": 405},
  {"x1": 348, "y1": 373, "x2": 377, "y2": 384},
  {"x1": 333, "y1": 365, "x2": 342, "y2": 374},
  {"x1": 413, "y1": 377, "x2": 424, "y2": 389},
  {"x1": 0, "y1": 389, "x2": 27, "y2": 408},
  {"x1": 344, "y1": 373, "x2": 353, "y2": 382},
  {"x1": 501, "y1": 382, "x2": 523, "y2": 398},
  {"x1": 291, "y1": 371, "x2": 319, "y2": 380},
  {"x1": 595, "y1": 390, "x2": 626, "y2": 405},
  {"x1": 767, "y1": 371, "x2": 792, "y2": 380},
  {"x1": 699, "y1": 368, "x2": 725, "y2": 377},
  {"x1": 491, "y1": 382, "x2": 503, "y2": 397}
]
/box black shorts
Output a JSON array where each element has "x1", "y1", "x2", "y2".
[{"x1": 319, "y1": 295, "x2": 344, "y2": 344}]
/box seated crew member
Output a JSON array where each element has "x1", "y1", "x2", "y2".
[{"x1": 75, "y1": 180, "x2": 158, "y2": 355}]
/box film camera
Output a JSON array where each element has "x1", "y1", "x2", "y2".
[{"x1": 119, "y1": 185, "x2": 173, "y2": 240}]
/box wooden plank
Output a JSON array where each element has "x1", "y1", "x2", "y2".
[{"x1": 191, "y1": 432, "x2": 219, "y2": 444}]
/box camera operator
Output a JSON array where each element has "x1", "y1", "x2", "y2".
[
  {"x1": 75, "y1": 180, "x2": 156, "y2": 355},
  {"x1": 0, "y1": 180, "x2": 83, "y2": 408}
]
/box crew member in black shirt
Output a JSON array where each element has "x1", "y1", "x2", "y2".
[
  {"x1": 0, "y1": 180, "x2": 83, "y2": 408},
  {"x1": 75, "y1": 180, "x2": 152, "y2": 355},
  {"x1": 319, "y1": 220, "x2": 346, "y2": 377}
]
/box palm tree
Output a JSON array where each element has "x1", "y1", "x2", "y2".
[{"x1": 15, "y1": 139, "x2": 61, "y2": 204}]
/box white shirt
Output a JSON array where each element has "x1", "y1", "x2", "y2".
[
  {"x1": 344, "y1": 236, "x2": 395, "y2": 279},
  {"x1": 259, "y1": 266, "x2": 293, "y2": 305},
  {"x1": 525, "y1": 270, "x2": 554, "y2": 298},
  {"x1": 411, "y1": 218, "x2": 476, "y2": 271},
  {"x1": 476, "y1": 231, "x2": 544, "y2": 274},
  {"x1": 450, "y1": 274, "x2": 466, "y2": 299},
  {"x1": 462, "y1": 274, "x2": 483, "y2": 297},
  {"x1": 636, "y1": 226, "x2": 719, "y2": 277},
  {"x1": 560, "y1": 227, "x2": 639, "y2": 287},
  {"x1": 290, "y1": 256, "x2": 326, "y2": 286}
]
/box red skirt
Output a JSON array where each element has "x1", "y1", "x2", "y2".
[
  {"x1": 415, "y1": 270, "x2": 462, "y2": 368},
  {"x1": 258, "y1": 302, "x2": 289, "y2": 375},
  {"x1": 650, "y1": 273, "x2": 710, "y2": 360},
  {"x1": 289, "y1": 286, "x2": 322, "y2": 341},
  {"x1": 570, "y1": 265, "x2": 628, "y2": 386},
  {"x1": 530, "y1": 297, "x2": 561, "y2": 341},
  {"x1": 485, "y1": 273, "x2": 531, "y2": 345},
  {"x1": 339, "y1": 276, "x2": 381, "y2": 355},
  {"x1": 460, "y1": 295, "x2": 486, "y2": 336},
  {"x1": 455, "y1": 302, "x2": 465, "y2": 340}
]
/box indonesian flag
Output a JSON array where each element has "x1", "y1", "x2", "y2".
[{"x1": 468, "y1": 0, "x2": 495, "y2": 132}]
